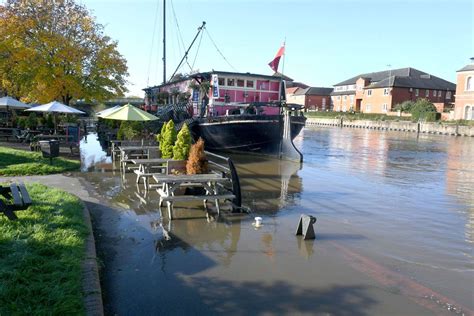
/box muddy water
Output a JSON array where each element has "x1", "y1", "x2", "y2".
[{"x1": 79, "y1": 129, "x2": 473, "y2": 315}]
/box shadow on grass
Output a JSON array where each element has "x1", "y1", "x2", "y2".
[{"x1": 0, "y1": 184, "x2": 87, "y2": 315}]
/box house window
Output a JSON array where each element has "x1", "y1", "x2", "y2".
[
  {"x1": 350, "y1": 95, "x2": 354, "y2": 105},
  {"x1": 218, "y1": 78, "x2": 225, "y2": 86},
  {"x1": 433, "y1": 90, "x2": 436, "y2": 97},
  {"x1": 246, "y1": 80, "x2": 254, "y2": 88},
  {"x1": 365, "y1": 104, "x2": 371, "y2": 112},
  {"x1": 383, "y1": 88, "x2": 390, "y2": 96},
  {"x1": 415, "y1": 89, "x2": 419, "y2": 96},
  {"x1": 467, "y1": 77, "x2": 472, "y2": 91},
  {"x1": 227, "y1": 78, "x2": 235, "y2": 86},
  {"x1": 446, "y1": 91, "x2": 451, "y2": 99},
  {"x1": 343, "y1": 95, "x2": 347, "y2": 100},
  {"x1": 367, "y1": 90, "x2": 372, "y2": 97},
  {"x1": 438, "y1": 90, "x2": 442, "y2": 97},
  {"x1": 322, "y1": 98, "x2": 326, "y2": 109},
  {"x1": 425, "y1": 90, "x2": 429, "y2": 97},
  {"x1": 342, "y1": 105, "x2": 347, "y2": 112},
  {"x1": 337, "y1": 96, "x2": 341, "y2": 100},
  {"x1": 382, "y1": 103, "x2": 388, "y2": 112},
  {"x1": 237, "y1": 79, "x2": 245, "y2": 87}
]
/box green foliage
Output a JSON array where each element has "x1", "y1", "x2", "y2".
[
  {"x1": 159, "y1": 120, "x2": 177, "y2": 159},
  {"x1": 0, "y1": 146, "x2": 80, "y2": 176},
  {"x1": 0, "y1": 183, "x2": 87, "y2": 314},
  {"x1": 26, "y1": 113, "x2": 38, "y2": 129},
  {"x1": 394, "y1": 100, "x2": 415, "y2": 113},
  {"x1": 0, "y1": 0, "x2": 128, "y2": 105},
  {"x1": 17, "y1": 116, "x2": 27, "y2": 129},
  {"x1": 410, "y1": 98, "x2": 438, "y2": 122},
  {"x1": 117, "y1": 121, "x2": 143, "y2": 140},
  {"x1": 46, "y1": 114, "x2": 54, "y2": 129},
  {"x1": 172, "y1": 123, "x2": 192, "y2": 160}
]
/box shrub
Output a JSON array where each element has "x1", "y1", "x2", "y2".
[
  {"x1": 26, "y1": 113, "x2": 38, "y2": 129},
  {"x1": 394, "y1": 100, "x2": 415, "y2": 113},
  {"x1": 186, "y1": 138, "x2": 208, "y2": 174},
  {"x1": 158, "y1": 120, "x2": 176, "y2": 159},
  {"x1": 117, "y1": 121, "x2": 143, "y2": 140},
  {"x1": 410, "y1": 98, "x2": 437, "y2": 122},
  {"x1": 17, "y1": 117, "x2": 27, "y2": 129},
  {"x1": 172, "y1": 123, "x2": 192, "y2": 160}
]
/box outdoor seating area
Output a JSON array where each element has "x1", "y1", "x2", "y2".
[{"x1": 115, "y1": 134, "x2": 241, "y2": 220}]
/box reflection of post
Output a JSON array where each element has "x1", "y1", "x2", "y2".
[{"x1": 297, "y1": 237, "x2": 314, "y2": 259}]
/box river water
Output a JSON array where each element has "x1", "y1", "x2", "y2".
[{"x1": 79, "y1": 127, "x2": 473, "y2": 315}]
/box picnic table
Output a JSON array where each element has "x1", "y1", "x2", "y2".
[
  {"x1": 152, "y1": 173, "x2": 235, "y2": 220},
  {"x1": 119, "y1": 145, "x2": 160, "y2": 174},
  {"x1": 130, "y1": 158, "x2": 173, "y2": 189},
  {"x1": 0, "y1": 183, "x2": 32, "y2": 220}
]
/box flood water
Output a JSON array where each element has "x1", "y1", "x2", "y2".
[{"x1": 79, "y1": 127, "x2": 473, "y2": 315}]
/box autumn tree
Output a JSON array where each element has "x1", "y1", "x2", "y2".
[{"x1": 0, "y1": 0, "x2": 128, "y2": 104}]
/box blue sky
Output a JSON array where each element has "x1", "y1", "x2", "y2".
[{"x1": 81, "y1": 0, "x2": 473, "y2": 97}]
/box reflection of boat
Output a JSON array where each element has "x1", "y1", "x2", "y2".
[{"x1": 230, "y1": 154, "x2": 303, "y2": 213}]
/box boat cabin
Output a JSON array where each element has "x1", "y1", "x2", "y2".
[{"x1": 143, "y1": 71, "x2": 284, "y2": 117}]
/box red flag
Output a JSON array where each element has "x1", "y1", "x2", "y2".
[{"x1": 268, "y1": 44, "x2": 285, "y2": 72}]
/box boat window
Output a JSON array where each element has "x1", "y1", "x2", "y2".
[
  {"x1": 227, "y1": 78, "x2": 235, "y2": 86},
  {"x1": 237, "y1": 79, "x2": 245, "y2": 87},
  {"x1": 218, "y1": 77, "x2": 225, "y2": 86},
  {"x1": 246, "y1": 80, "x2": 254, "y2": 88}
]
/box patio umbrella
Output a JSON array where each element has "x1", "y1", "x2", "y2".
[
  {"x1": 96, "y1": 105, "x2": 121, "y2": 118},
  {"x1": 25, "y1": 101, "x2": 85, "y2": 133},
  {"x1": 0, "y1": 96, "x2": 31, "y2": 127},
  {"x1": 100, "y1": 103, "x2": 158, "y2": 121},
  {"x1": 0, "y1": 96, "x2": 31, "y2": 109}
]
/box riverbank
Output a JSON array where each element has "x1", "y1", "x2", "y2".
[
  {"x1": 0, "y1": 183, "x2": 88, "y2": 314},
  {"x1": 306, "y1": 117, "x2": 474, "y2": 136}
]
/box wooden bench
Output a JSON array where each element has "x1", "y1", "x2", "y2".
[{"x1": 0, "y1": 183, "x2": 32, "y2": 220}]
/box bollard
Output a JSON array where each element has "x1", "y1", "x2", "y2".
[{"x1": 295, "y1": 214, "x2": 317, "y2": 240}]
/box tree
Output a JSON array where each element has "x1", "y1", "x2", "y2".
[
  {"x1": 410, "y1": 98, "x2": 438, "y2": 122},
  {"x1": 0, "y1": 0, "x2": 128, "y2": 104},
  {"x1": 158, "y1": 120, "x2": 176, "y2": 159},
  {"x1": 172, "y1": 123, "x2": 192, "y2": 160}
]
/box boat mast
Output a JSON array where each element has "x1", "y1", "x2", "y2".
[{"x1": 162, "y1": 0, "x2": 166, "y2": 84}]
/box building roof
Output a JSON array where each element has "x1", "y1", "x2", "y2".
[
  {"x1": 457, "y1": 65, "x2": 474, "y2": 72},
  {"x1": 295, "y1": 87, "x2": 333, "y2": 96},
  {"x1": 272, "y1": 72, "x2": 294, "y2": 81},
  {"x1": 286, "y1": 81, "x2": 309, "y2": 89},
  {"x1": 286, "y1": 87, "x2": 300, "y2": 94},
  {"x1": 334, "y1": 67, "x2": 455, "y2": 91},
  {"x1": 330, "y1": 90, "x2": 356, "y2": 96}
]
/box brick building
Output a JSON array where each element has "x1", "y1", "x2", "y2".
[
  {"x1": 286, "y1": 87, "x2": 333, "y2": 111},
  {"x1": 331, "y1": 67, "x2": 455, "y2": 114},
  {"x1": 454, "y1": 58, "x2": 474, "y2": 120}
]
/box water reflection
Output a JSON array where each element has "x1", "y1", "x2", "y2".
[{"x1": 80, "y1": 132, "x2": 112, "y2": 172}]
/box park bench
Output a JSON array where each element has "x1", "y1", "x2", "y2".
[{"x1": 0, "y1": 183, "x2": 32, "y2": 220}]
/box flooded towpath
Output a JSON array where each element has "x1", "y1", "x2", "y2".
[{"x1": 78, "y1": 127, "x2": 473, "y2": 315}]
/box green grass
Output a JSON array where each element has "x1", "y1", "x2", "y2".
[
  {"x1": 0, "y1": 146, "x2": 80, "y2": 176},
  {"x1": 0, "y1": 183, "x2": 87, "y2": 315}
]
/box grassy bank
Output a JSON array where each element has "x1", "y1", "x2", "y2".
[
  {"x1": 0, "y1": 183, "x2": 87, "y2": 314},
  {"x1": 0, "y1": 146, "x2": 80, "y2": 176}
]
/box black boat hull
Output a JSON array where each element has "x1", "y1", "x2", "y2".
[{"x1": 190, "y1": 115, "x2": 306, "y2": 156}]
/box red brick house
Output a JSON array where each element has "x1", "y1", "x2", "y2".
[
  {"x1": 287, "y1": 87, "x2": 333, "y2": 111},
  {"x1": 454, "y1": 58, "x2": 474, "y2": 120},
  {"x1": 331, "y1": 67, "x2": 455, "y2": 114}
]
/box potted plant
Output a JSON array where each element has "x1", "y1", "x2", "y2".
[{"x1": 185, "y1": 137, "x2": 208, "y2": 195}]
